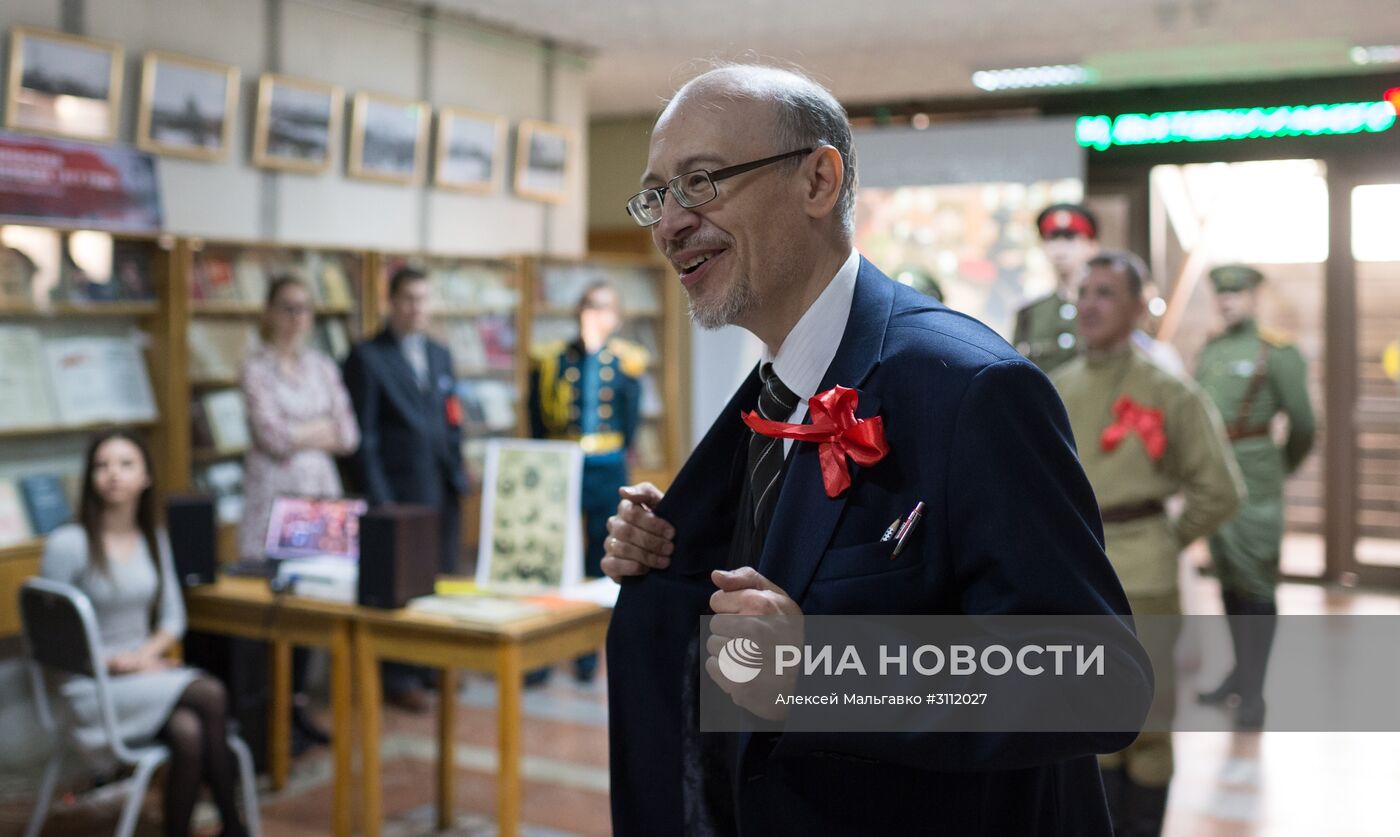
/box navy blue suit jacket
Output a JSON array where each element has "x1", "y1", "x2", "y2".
[
  {"x1": 606, "y1": 259, "x2": 1151, "y2": 835},
  {"x1": 343, "y1": 329, "x2": 466, "y2": 506}
]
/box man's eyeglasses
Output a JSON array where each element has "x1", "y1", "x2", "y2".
[{"x1": 625, "y1": 148, "x2": 813, "y2": 227}]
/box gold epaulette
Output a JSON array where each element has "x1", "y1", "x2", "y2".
[
  {"x1": 608, "y1": 337, "x2": 650, "y2": 378},
  {"x1": 529, "y1": 339, "x2": 568, "y2": 364},
  {"x1": 1258, "y1": 327, "x2": 1293, "y2": 348}
]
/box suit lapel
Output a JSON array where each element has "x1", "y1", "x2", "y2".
[
  {"x1": 758, "y1": 259, "x2": 895, "y2": 603},
  {"x1": 372, "y1": 330, "x2": 431, "y2": 432},
  {"x1": 655, "y1": 365, "x2": 762, "y2": 578}
]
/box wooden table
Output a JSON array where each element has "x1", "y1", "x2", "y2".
[
  {"x1": 184, "y1": 578, "x2": 358, "y2": 837},
  {"x1": 352, "y1": 598, "x2": 612, "y2": 837}
]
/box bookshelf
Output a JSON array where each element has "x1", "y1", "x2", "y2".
[
  {"x1": 0, "y1": 228, "x2": 689, "y2": 637},
  {"x1": 0, "y1": 225, "x2": 178, "y2": 636},
  {"x1": 180, "y1": 238, "x2": 372, "y2": 564},
  {"x1": 521, "y1": 253, "x2": 689, "y2": 489}
]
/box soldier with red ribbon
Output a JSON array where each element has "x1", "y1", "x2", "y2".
[{"x1": 1052, "y1": 251, "x2": 1244, "y2": 837}]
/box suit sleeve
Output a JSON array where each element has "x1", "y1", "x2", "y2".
[
  {"x1": 775, "y1": 359, "x2": 1153, "y2": 772},
  {"x1": 343, "y1": 347, "x2": 392, "y2": 505},
  {"x1": 1270, "y1": 346, "x2": 1316, "y2": 474},
  {"x1": 1165, "y1": 385, "x2": 1244, "y2": 546}
]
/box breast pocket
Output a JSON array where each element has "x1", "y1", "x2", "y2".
[{"x1": 810, "y1": 537, "x2": 920, "y2": 583}]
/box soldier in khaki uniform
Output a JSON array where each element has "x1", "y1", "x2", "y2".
[
  {"x1": 1053, "y1": 252, "x2": 1244, "y2": 837},
  {"x1": 1193, "y1": 264, "x2": 1316, "y2": 728},
  {"x1": 1014, "y1": 203, "x2": 1099, "y2": 373}
]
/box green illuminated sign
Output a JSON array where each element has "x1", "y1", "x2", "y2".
[{"x1": 1077, "y1": 100, "x2": 1397, "y2": 151}]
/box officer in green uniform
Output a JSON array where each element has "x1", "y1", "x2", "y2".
[
  {"x1": 1014, "y1": 203, "x2": 1099, "y2": 374},
  {"x1": 1193, "y1": 264, "x2": 1316, "y2": 728},
  {"x1": 528, "y1": 281, "x2": 647, "y2": 681},
  {"x1": 1053, "y1": 251, "x2": 1243, "y2": 837}
]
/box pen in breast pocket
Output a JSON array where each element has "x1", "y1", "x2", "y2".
[
  {"x1": 892, "y1": 501, "x2": 925, "y2": 558},
  {"x1": 879, "y1": 517, "x2": 902, "y2": 543}
]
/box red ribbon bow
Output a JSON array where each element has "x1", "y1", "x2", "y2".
[
  {"x1": 742, "y1": 385, "x2": 889, "y2": 498},
  {"x1": 1100, "y1": 395, "x2": 1166, "y2": 461}
]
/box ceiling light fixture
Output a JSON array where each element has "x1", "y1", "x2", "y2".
[
  {"x1": 1350, "y1": 45, "x2": 1400, "y2": 65},
  {"x1": 971, "y1": 64, "x2": 1094, "y2": 92}
]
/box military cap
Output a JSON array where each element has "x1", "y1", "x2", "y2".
[
  {"x1": 1208, "y1": 264, "x2": 1264, "y2": 292},
  {"x1": 1036, "y1": 203, "x2": 1098, "y2": 240}
]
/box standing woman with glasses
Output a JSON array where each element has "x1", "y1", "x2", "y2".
[
  {"x1": 239, "y1": 274, "x2": 359, "y2": 746},
  {"x1": 41, "y1": 430, "x2": 249, "y2": 836}
]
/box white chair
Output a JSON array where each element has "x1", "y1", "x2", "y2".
[{"x1": 18, "y1": 577, "x2": 261, "y2": 837}]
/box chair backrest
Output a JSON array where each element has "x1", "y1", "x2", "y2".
[
  {"x1": 19, "y1": 578, "x2": 101, "y2": 678},
  {"x1": 18, "y1": 577, "x2": 139, "y2": 761}
]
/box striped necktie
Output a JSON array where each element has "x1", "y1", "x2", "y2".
[{"x1": 747, "y1": 362, "x2": 800, "y2": 527}]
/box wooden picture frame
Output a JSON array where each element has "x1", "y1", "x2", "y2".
[
  {"x1": 136, "y1": 51, "x2": 239, "y2": 161},
  {"x1": 513, "y1": 119, "x2": 572, "y2": 204},
  {"x1": 347, "y1": 91, "x2": 429, "y2": 185},
  {"x1": 251, "y1": 73, "x2": 343, "y2": 174},
  {"x1": 433, "y1": 106, "x2": 506, "y2": 194},
  {"x1": 5, "y1": 27, "x2": 124, "y2": 142}
]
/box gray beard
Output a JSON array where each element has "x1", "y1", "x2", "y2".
[{"x1": 687, "y1": 273, "x2": 757, "y2": 331}]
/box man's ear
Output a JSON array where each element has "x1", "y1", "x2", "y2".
[{"x1": 800, "y1": 146, "x2": 844, "y2": 221}]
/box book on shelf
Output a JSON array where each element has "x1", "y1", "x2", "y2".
[
  {"x1": 437, "y1": 320, "x2": 487, "y2": 371},
  {"x1": 193, "y1": 461, "x2": 245, "y2": 524},
  {"x1": 0, "y1": 479, "x2": 35, "y2": 547},
  {"x1": 640, "y1": 373, "x2": 664, "y2": 419},
  {"x1": 609, "y1": 266, "x2": 662, "y2": 315},
  {"x1": 528, "y1": 316, "x2": 575, "y2": 348},
  {"x1": 633, "y1": 422, "x2": 665, "y2": 472},
  {"x1": 201, "y1": 390, "x2": 249, "y2": 454},
  {"x1": 0, "y1": 326, "x2": 58, "y2": 430},
  {"x1": 44, "y1": 334, "x2": 158, "y2": 426},
  {"x1": 55, "y1": 235, "x2": 156, "y2": 303},
  {"x1": 317, "y1": 260, "x2": 355, "y2": 308},
  {"x1": 473, "y1": 380, "x2": 517, "y2": 432},
  {"x1": 0, "y1": 242, "x2": 39, "y2": 304},
  {"x1": 190, "y1": 397, "x2": 215, "y2": 450},
  {"x1": 234, "y1": 254, "x2": 267, "y2": 305},
  {"x1": 315, "y1": 318, "x2": 352, "y2": 362},
  {"x1": 455, "y1": 381, "x2": 489, "y2": 427},
  {"x1": 188, "y1": 320, "x2": 255, "y2": 381},
  {"x1": 191, "y1": 251, "x2": 239, "y2": 303},
  {"x1": 19, "y1": 474, "x2": 71, "y2": 536},
  {"x1": 478, "y1": 314, "x2": 515, "y2": 369}
]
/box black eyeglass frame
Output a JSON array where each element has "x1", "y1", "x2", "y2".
[{"x1": 625, "y1": 147, "x2": 815, "y2": 226}]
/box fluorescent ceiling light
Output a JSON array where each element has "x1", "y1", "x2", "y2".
[
  {"x1": 1350, "y1": 45, "x2": 1400, "y2": 65},
  {"x1": 971, "y1": 64, "x2": 1094, "y2": 92}
]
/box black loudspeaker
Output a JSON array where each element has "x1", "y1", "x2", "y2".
[
  {"x1": 167, "y1": 494, "x2": 218, "y2": 587},
  {"x1": 358, "y1": 504, "x2": 440, "y2": 608}
]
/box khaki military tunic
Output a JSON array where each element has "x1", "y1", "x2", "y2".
[
  {"x1": 1194, "y1": 319, "x2": 1316, "y2": 599},
  {"x1": 1054, "y1": 346, "x2": 1244, "y2": 786},
  {"x1": 1014, "y1": 291, "x2": 1079, "y2": 375}
]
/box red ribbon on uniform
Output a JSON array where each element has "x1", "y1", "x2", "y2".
[
  {"x1": 742, "y1": 385, "x2": 889, "y2": 498},
  {"x1": 445, "y1": 395, "x2": 463, "y2": 427},
  {"x1": 1100, "y1": 395, "x2": 1166, "y2": 461}
]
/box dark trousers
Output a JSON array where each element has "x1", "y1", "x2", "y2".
[
  {"x1": 1220, "y1": 588, "x2": 1278, "y2": 705},
  {"x1": 385, "y1": 486, "x2": 461, "y2": 697}
]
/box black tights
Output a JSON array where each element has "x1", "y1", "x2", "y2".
[{"x1": 159, "y1": 676, "x2": 247, "y2": 837}]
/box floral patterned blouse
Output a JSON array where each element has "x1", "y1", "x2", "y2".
[{"x1": 238, "y1": 343, "x2": 360, "y2": 560}]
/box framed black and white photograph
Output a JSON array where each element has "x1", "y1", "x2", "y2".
[
  {"x1": 434, "y1": 106, "x2": 506, "y2": 194},
  {"x1": 5, "y1": 27, "x2": 124, "y2": 142},
  {"x1": 514, "y1": 119, "x2": 572, "y2": 204},
  {"x1": 136, "y1": 51, "x2": 239, "y2": 160},
  {"x1": 348, "y1": 91, "x2": 429, "y2": 185},
  {"x1": 251, "y1": 73, "x2": 343, "y2": 174}
]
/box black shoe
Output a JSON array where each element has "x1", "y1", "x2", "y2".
[
  {"x1": 1197, "y1": 674, "x2": 1238, "y2": 706},
  {"x1": 525, "y1": 668, "x2": 552, "y2": 688},
  {"x1": 1235, "y1": 697, "x2": 1266, "y2": 730},
  {"x1": 292, "y1": 705, "x2": 331, "y2": 746},
  {"x1": 574, "y1": 653, "x2": 599, "y2": 684}
]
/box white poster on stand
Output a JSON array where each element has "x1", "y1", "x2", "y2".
[{"x1": 475, "y1": 439, "x2": 583, "y2": 593}]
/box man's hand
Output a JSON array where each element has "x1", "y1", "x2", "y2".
[
  {"x1": 705, "y1": 567, "x2": 804, "y2": 719},
  {"x1": 601, "y1": 482, "x2": 675, "y2": 581}
]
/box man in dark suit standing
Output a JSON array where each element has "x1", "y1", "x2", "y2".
[
  {"x1": 603, "y1": 65, "x2": 1152, "y2": 835},
  {"x1": 345, "y1": 266, "x2": 466, "y2": 711}
]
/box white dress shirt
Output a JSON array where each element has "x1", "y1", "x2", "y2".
[{"x1": 761, "y1": 248, "x2": 860, "y2": 456}]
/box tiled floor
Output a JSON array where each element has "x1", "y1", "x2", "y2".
[{"x1": 4, "y1": 574, "x2": 1399, "y2": 836}]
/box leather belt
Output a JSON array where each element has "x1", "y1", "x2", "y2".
[
  {"x1": 1227, "y1": 426, "x2": 1270, "y2": 442},
  {"x1": 1099, "y1": 500, "x2": 1166, "y2": 524}
]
